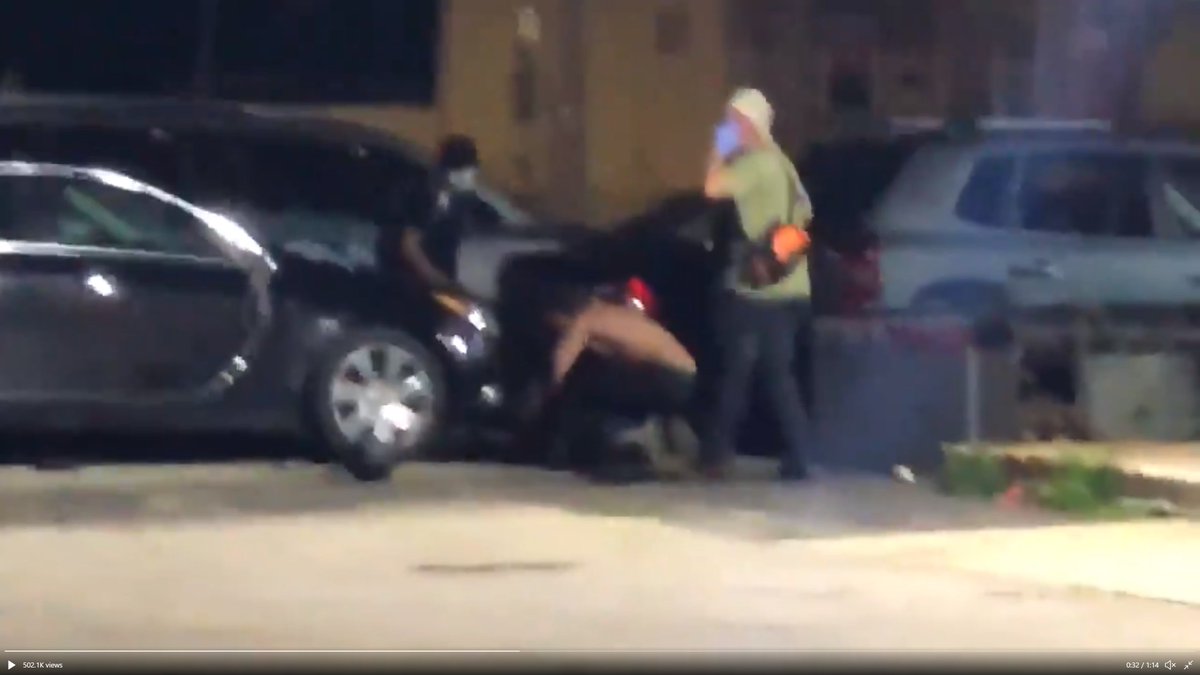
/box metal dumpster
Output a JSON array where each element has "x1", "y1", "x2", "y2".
[{"x1": 810, "y1": 317, "x2": 1021, "y2": 473}]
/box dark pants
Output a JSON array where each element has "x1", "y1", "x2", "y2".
[
  {"x1": 701, "y1": 292, "x2": 811, "y2": 471},
  {"x1": 566, "y1": 355, "x2": 696, "y2": 417},
  {"x1": 539, "y1": 356, "x2": 697, "y2": 473}
]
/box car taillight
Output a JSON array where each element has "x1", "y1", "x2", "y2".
[
  {"x1": 840, "y1": 245, "x2": 882, "y2": 315},
  {"x1": 625, "y1": 276, "x2": 658, "y2": 316}
]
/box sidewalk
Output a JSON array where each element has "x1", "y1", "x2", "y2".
[
  {"x1": 800, "y1": 520, "x2": 1200, "y2": 607},
  {"x1": 995, "y1": 442, "x2": 1200, "y2": 512},
  {"x1": 3, "y1": 503, "x2": 1198, "y2": 650}
]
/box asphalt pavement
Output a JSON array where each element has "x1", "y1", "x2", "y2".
[{"x1": 1, "y1": 437, "x2": 1198, "y2": 655}]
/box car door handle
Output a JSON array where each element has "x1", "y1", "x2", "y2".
[{"x1": 1009, "y1": 260, "x2": 1062, "y2": 281}]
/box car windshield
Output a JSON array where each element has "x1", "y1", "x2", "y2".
[{"x1": 1162, "y1": 158, "x2": 1200, "y2": 237}]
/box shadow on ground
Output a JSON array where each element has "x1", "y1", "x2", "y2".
[{"x1": 0, "y1": 432, "x2": 1062, "y2": 539}]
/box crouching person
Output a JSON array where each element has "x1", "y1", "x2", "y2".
[{"x1": 531, "y1": 292, "x2": 700, "y2": 483}]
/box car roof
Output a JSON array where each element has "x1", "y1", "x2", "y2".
[
  {"x1": 0, "y1": 95, "x2": 435, "y2": 164},
  {"x1": 938, "y1": 129, "x2": 1200, "y2": 158}
]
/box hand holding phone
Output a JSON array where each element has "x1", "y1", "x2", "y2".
[{"x1": 714, "y1": 121, "x2": 741, "y2": 160}]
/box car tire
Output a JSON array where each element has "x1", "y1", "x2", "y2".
[{"x1": 308, "y1": 330, "x2": 447, "y2": 482}]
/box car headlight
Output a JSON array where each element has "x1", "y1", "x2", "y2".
[{"x1": 433, "y1": 291, "x2": 498, "y2": 336}]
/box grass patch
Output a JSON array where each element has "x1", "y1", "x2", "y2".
[
  {"x1": 940, "y1": 444, "x2": 1160, "y2": 519},
  {"x1": 1034, "y1": 455, "x2": 1123, "y2": 515},
  {"x1": 940, "y1": 444, "x2": 1007, "y2": 498}
]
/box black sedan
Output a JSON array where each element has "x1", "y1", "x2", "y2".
[{"x1": 0, "y1": 160, "x2": 502, "y2": 480}]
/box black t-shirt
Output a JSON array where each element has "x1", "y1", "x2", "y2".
[
  {"x1": 400, "y1": 186, "x2": 505, "y2": 282},
  {"x1": 414, "y1": 188, "x2": 468, "y2": 280}
]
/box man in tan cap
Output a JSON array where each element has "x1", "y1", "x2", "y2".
[{"x1": 700, "y1": 88, "x2": 814, "y2": 482}]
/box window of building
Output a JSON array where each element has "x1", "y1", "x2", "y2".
[
  {"x1": 0, "y1": 0, "x2": 441, "y2": 104},
  {"x1": 0, "y1": 2, "x2": 202, "y2": 96},
  {"x1": 211, "y1": 0, "x2": 440, "y2": 104}
]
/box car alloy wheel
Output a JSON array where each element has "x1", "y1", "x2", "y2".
[{"x1": 328, "y1": 342, "x2": 436, "y2": 461}]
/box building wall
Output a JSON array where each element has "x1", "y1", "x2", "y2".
[
  {"x1": 316, "y1": 0, "x2": 1200, "y2": 226},
  {"x1": 582, "y1": 0, "x2": 730, "y2": 223},
  {"x1": 318, "y1": 0, "x2": 729, "y2": 225},
  {"x1": 1141, "y1": 4, "x2": 1200, "y2": 132},
  {"x1": 724, "y1": 0, "x2": 818, "y2": 153}
]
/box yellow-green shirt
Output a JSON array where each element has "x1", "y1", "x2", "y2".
[{"x1": 724, "y1": 145, "x2": 812, "y2": 301}]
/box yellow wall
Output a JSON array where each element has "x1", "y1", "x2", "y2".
[
  {"x1": 309, "y1": 0, "x2": 1200, "y2": 225},
  {"x1": 438, "y1": 0, "x2": 538, "y2": 198},
  {"x1": 312, "y1": 0, "x2": 731, "y2": 225},
  {"x1": 582, "y1": 0, "x2": 730, "y2": 223},
  {"x1": 438, "y1": 0, "x2": 732, "y2": 223},
  {"x1": 1142, "y1": 8, "x2": 1200, "y2": 131}
]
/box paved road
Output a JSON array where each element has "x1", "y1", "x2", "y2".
[{"x1": 1, "y1": 446, "x2": 1198, "y2": 655}]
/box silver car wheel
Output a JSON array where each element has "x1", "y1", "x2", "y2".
[{"x1": 329, "y1": 343, "x2": 436, "y2": 459}]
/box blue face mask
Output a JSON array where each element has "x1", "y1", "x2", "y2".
[{"x1": 714, "y1": 120, "x2": 741, "y2": 160}]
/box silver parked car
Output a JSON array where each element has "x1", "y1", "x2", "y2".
[{"x1": 842, "y1": 120, "x2": 1200, "y2": 318}]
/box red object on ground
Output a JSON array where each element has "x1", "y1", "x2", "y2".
[{"x1": 997, "y1": 483, "x2": 1026, "y2": 509}]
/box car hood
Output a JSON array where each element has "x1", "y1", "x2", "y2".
[{"x1": 456, "y1": 225, "x2": 598, "y2": 301}]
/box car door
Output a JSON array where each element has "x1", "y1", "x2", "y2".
[
  {"x1": 0, "y1": 164, "x2": 261, "y2": 403},
  {"x1": 1006, "y1": 151, "x2": 1110, "y2": 312},
  {"x1": 1015, "y1": 151, "x2": 1156, "y2": 312},
  {"x1": 1147, "y1": 154, "x2": 1200, "y2": 308}
]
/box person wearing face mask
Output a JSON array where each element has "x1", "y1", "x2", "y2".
[
  {"x1": 400, "y1": 134, "x2": 484, "y2": 289},
  {"x1": 699, "y1": 88, "x2": 815, "y2": 482}
]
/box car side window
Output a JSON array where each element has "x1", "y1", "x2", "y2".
[
  {"x1": 0, "y1": 175, "x2": 221, "y2": 258},
  {"x1": 1018, "y1": 153, "x2": 1152, "y2": 239},
  {"x1": 1161, "y1": 158, "x2": 1200, "y2": 238},
  {"x1": 955, "y1": 156, "x2": 1016, "y2": 227}
]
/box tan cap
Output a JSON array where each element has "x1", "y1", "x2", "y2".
[{"x1": 728, "y1": 88, "x2": 774, "y2": 139}]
